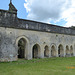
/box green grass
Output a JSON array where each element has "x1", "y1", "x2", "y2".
[{"x1": 0, "y1": 57, "x2": 75, "y2": 75}]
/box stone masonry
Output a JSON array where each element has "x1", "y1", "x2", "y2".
[{"x1": 0, "y1": 1, "x2": 75, "y2": 62}]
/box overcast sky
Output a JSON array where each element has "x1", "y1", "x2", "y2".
[{"x1": 0, "y1": 0, "x2": 75, "y2": 27}]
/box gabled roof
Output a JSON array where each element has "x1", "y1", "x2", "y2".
[{"x1": 9, "y1": 1, "x2": 17, "y2": 12}]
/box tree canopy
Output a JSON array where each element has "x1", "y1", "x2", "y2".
[{"x1": 69, "y1": 26, "x2": 75, "y2": 29}]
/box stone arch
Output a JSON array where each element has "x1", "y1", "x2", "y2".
[
  {"x1": 18, "y1": 38, "x2": 26, "y2": 58},
  {"x1": 51, "y1": 45, "x2": 56, "y2": 57},
  {"x1": 58, "y1": 44, "x2": 64, "y2": 57},
  {"x1": 70, "y1": 45, "x2": 73, "y2": 56},
  {"x1": 32, "y1": 44, "x2": 41, "y2": 58},
  {"x1": 16, "y1": 36, "x2": 29, "y2": 59},
  {"x1": 44, "y1": 45, "x2": 49, "y2": 57},
  {"x1": 66, "y1": 45, "x2": 70, "y2": 57}
]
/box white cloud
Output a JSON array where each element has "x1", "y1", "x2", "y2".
[
  {"x1": 24, "y1": 0, "x2": 75, "y2": 27},
  {"x1": 63, "y1": 0, "x2": 75, "y2": 27}
]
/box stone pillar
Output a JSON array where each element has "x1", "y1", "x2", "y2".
[
  {"x1": 26, "y1": 44, "x2": 32, "y2": 60},
  {"x1": 39, "y1": 45, "x2": 44, "y2": 58},
  {"x1": 56, "y1": 47, "x2": 59, "y2": 57},
  {"x1": 63, "y1": 46, "x2": 66, "y2": 57},
  {"x1": 73, "y1": 45, "x2": 75, "y2": 56},
  {"x1": 49, "y1": 47, "x2": 51, "y2": 58}
]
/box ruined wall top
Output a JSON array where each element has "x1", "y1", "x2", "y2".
[{"x1": 0, "y1": 2, "x2": 75, "y2": 35}]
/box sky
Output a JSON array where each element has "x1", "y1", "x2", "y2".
[{"x1": 0, "y1": 0, "x2": 75, "y2": 27}]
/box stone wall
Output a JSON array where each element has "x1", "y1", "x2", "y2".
[
  {"x1": 0, "y1": 27, "x2": 75, "y2": 61},
  {"x1": 0, "y1": 8, "x2": 75, "y2": 62},
  {"x1": 0, "y1": 9, "x2": 17, "y2": 27}
]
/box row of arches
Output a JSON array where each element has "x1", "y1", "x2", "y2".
[
  {"x1": 17, "y1": 38, "x2": 74, "y2": 59},
  {"x1": 32, "y1": 44, "x2": 73, "y2": 58}
]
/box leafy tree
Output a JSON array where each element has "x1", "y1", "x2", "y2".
[{"x1": 69, "y1": 26, "x2": 75, "y2": 29}]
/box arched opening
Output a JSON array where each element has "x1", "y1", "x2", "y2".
[
  {"x1": 58, "y1": 44, "x2": 64, "y2": 57},
  {"x1": 70, "y1": 46, "x2": 73, "y2": 56},
  {"x1": 51, "y1": 45, "x2": 56, "y2": 57},
  {"x1": 66, "y1": 45, "x2": 70, "y2": 57},
  {"x1": 44, "y1": 46, "x2": 49, "y2": 57},
  {"x1": 18, "y1": 38, "x2": 26, "y2": 59},
  {"x1": 32, "y1": 44, "x2": 41, "y2": 58}
]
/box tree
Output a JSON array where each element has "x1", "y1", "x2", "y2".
[{"x1": 69, "y1": 26, "x2": 75, "y2": 29}]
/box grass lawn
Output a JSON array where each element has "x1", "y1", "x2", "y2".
[{"x1": 0, "y1": 57, "x2": 75, "y2": 75}]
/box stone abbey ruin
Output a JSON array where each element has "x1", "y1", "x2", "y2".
[{"x1": 0, "y1": 1, "x2": 75, "y2": 62}]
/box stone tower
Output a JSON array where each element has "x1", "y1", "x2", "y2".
[{"x1": 9, "y1": 0, "x2": 17, "y2": 13}]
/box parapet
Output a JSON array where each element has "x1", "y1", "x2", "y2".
[
  {"x1": 17, "y1": 18, "x2": 75, "y2": 35},
  {"x1": 0, "y1": 9, "x2": 17, "y2": 27}
]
